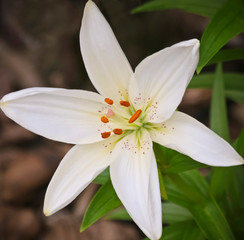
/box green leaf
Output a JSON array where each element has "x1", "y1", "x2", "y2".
[
  {"x1": 197, "y1": 0, "x2": 244, "y2": 73},
  {"x1": 81, "y1": 180, "x2": 121, "y2": 231},
  {"x1": 233, "y1": 126, "x2": 244, "y2": 157},
  {"x1": 162, "y1": 202, "x2": 193, "y2": 224},
  {"x1": 154, "y1": 143, "x2": 206, "y2": 174},
  {"x1": 210, "y1": 63, "x2": 229, "y2": 141},
  {"x1": 144, "y1": 220, "x2": 204, "y2": 240},
  {"x1": 225, "y1": 90, "x2": 244, "y2": 104},
  {"x1": 189, "y1": 73, "x2": 244, "y2": 104},
  {"x1": 209, "y1": 64, "x2": 232, "y2": 201},
  {"x1": 161, "y1": 221, "x2": 205, "y2": 240},
  {"x1": 189, "y1": 73, "x2": 244, "y2": 90},
  {"x1": 93, "y1": 167, "x2": 110, "y2": 184},
  {"x1": 190, "y1": 200, "x2": 235, "y2": 240},
  {"x1": 105, "y1": 208, "x2": 132, "y2": 221},
  {"x1": 165, "y1": 170, "x2": 236, "y2": 240},
  {"x1": 164, "y1": 170, "x2": 209, "y2": 207},
  {"x1": 158, "y1": 168, "x2": 168, "y2": 199},
  {"x1": 106, "y1": 202, "x2": 194, "y2": 225},
  {"x1": 207, "y1": 49, "x2": 244, "y2": 65},
  {"x1": 132, "y1": 0, "x2": 226, "y2": 18}
]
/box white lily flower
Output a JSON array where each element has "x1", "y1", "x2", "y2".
[{"x1": 1, "y1": 1, "x2": 243, "y2": 239}]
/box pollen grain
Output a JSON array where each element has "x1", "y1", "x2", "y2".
[{"x1": 128, "y1": 109, "x2": 142, "y2": 123}]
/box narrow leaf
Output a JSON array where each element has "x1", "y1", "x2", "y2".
[
  {"x1": 158, "y1": 168, "x2": 168, "y2": 199},
  {"x1": 165, "y1": 170, "x2": 235, "y2": 240},
  {"x1": 210, "y1": 63, "x2": 229, "y2": 141},
  {"x1": 189, "y1": 73, "x2": 244, "y2": 104},
  {"x1": 93, "y1": 167, "x2": 110, "y2": 184},
  {"x1": 207, "y1": 49, "x2": 244, "y2": 65},
  {"x1": 209, "y1": 64, "x2": 230, "y2": 200},
  {"x1": 225, "y1": 90, "x2": 244, "y2": 104},
  {"x1": 132, "y1": 0, "x2": 226, "y2": 18},
  {"x1": 233, "y1": 127, "x2": 244, "y2": 157},
  {"x1": 105, "y1": 208, "x2": 131, "y2": 221},
  {"x1": 197, "y1": 0, "x2": 244, "y2": 72},
  {"x1": 154, "y1": 143, "x2": 206, "y2": 174},
  {"x1": 81, "y1": 180, "x2": 121, "y2": 231},
  {"x1": 189, "y1": 73, "x2": 244, "y2": 91},
  {"x1": 161, "y1": 221, "x2": 205, "y2": 240},
  {"x1": 162, "y1": 202, "x2": 193, "y2": 224},
  {"x1": 190, "y1": 200, "x2": 235, "y2": 240}
]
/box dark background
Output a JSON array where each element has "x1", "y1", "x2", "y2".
[{"x1": 0, "y1": 0, "x2": 243, "y2": 239}]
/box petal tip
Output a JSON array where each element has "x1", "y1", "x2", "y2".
[
  {"x1": 43, "y1": 210, "x2": 51, "y2": 216},
  {"x1": 176, "y1": 38, "x2": 200, "y2": 50},
  {"x1": 85, "y1": 0, "x2": 96, "y2": 10}
]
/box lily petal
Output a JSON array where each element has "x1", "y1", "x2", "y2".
[
  {"x1": 110, "y1": 131, "x2": 162, "y2": 240},
  {"x1": 0, "y1": 87, "x2": 111, "y2": 144},
  {"x1": 80, "y1": 1, "x2": 133, "y2": 101},
  {"x1": 151, "y1": 111, "x2": 244, "y2": 166},
  {"x1": 44, "y1": 138, "x2": 115, "y2": 215},
  {"x1": 133, "y1": 39, "x2": 199, "y2": 123}
]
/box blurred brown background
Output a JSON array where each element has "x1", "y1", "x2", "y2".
[{"x1": 0, "y1": 0, "x2": 243, "y2": 240}]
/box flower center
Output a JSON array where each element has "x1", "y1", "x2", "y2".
[{"x1": 100, "y1": 97, "x2": 143, "y2": 139}]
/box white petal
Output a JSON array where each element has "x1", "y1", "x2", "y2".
[
  {"x1": 133, "y1": 39, "x2": 199, "y2": 123},
  {"x1": 80, "y1": 1, "x2": 133, "y2": 101},
  {"x1": 110, "y1": 131, "x2": 162, "y2": 240},
  {"x1": 44, "y1": 138, "x2": 116, "y2": 215},
  {"x1": 0, "y1": 87, "x2": 112, "y2": 144},
  {"x1": 151, "y1": 111, "x2": 244, "y2": 166}
]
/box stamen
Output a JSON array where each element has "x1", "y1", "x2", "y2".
[
  {"x1": 106, "y1": 109, "x2": 115, "y2": 117},
  {"x1": 101, "y1": 132, "x2": 111, "y2": 138},
  {"x1": 128, "y1": 109, "x2": 142, "y2": 123},
  {"x1": 101, "y1": 116, "x2": 109, "y2": 123},
  {"x1": 120, "y1": 100, "x2": 130, "y2": 107},
  {"x1": 104, "y1": 98, "x2": 113, "y2": 105},
  {"x1": 113, "y1": 128, "x2": 123, "y2": 135}
]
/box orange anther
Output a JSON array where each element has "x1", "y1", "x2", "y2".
[
  {"x1": 101, "y1": 132, "x2": 111, "y2": 138},
  {"x1": 128, "y1": 109, "x2": 142, "y2": 123},
  {"x1": 104, "y1": 98, "x2": 113, "y2": 105},
  {"x1": 101, "y1": 116, "x2": 109, "y2": 123},
  {"x1": 120, "y1": 100, "x2": 130, "y2": 107},
  {"x1": 113, "y1": 128, "x2": 123, "y2": 135}
]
